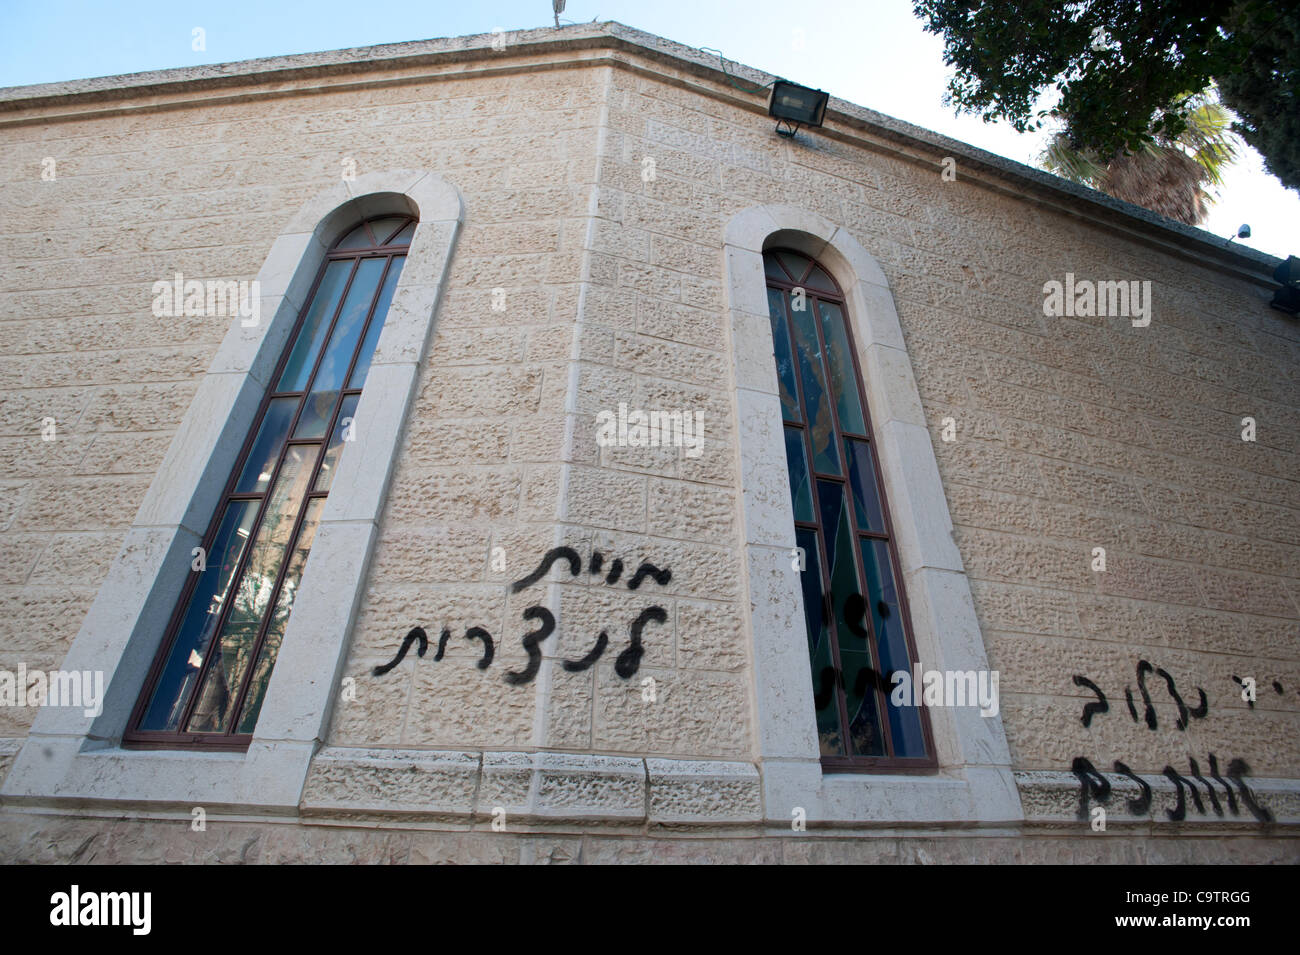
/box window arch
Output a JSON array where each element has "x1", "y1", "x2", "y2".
[
  {"x1": 764, "y1": 248, "x2": 935, "y2": 769},
  {"x1": 125, "y1": 215, "x2": 416, "y2": 749}
]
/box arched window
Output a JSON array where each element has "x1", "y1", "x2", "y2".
[
  {"x1": 125, "y1": 216, "x2": 415, "y2": 749},
  {"x1": 764, "y1": 248, "x2": 935, "y2": 770}
]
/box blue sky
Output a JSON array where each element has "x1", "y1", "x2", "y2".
[{"x1": 2, "y1": 0, "x2": 1296, "y2": 258}]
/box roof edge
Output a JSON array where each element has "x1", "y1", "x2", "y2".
[{"x1": 0, "y1": 20, "x2": 1287, "y2": 275}]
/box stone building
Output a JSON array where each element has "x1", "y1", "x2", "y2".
[{"x1": 0, "y1": 22, "x2": 1295, "y2": 864}]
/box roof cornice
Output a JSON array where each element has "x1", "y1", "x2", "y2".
[{"x1": 0, "y1": 20, "x2": 1286, "y2": 281}]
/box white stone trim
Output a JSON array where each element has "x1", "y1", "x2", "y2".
[
  {"x1": 298, "y1": 747, "x2": 763, "y2": 826},
  {"x1": 724, "y1": 204, "x2": 1023, "y2": 827},
  {"x1": 2, "y1": 170, "x2": 464, "y2": 811}
]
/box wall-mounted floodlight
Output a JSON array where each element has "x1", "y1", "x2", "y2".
[
  {"x1": 1270, "y1": 255, "x2": 1300, "y2": 316},
  {"x1": 1226, "y1": 223, "x2": 1251, "y2": 245},
  {"x1": 769, "y1": 80, "x2": 829, "y2": 137}
]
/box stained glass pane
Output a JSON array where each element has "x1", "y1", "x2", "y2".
[
  {"x1": 236, "y1": 498, "x2": 325, "y2": 733},
  {"x1": 805, "y1": 265, "x2": 837, "y2": 293},
  {"x1": 844, "y1": 438, "x2": 886, "y2": 533},
  {"x1": 334, "y1": 224, "x2": 373, "y2": 250},
  {"x1": 861, "y1": 538, "x2": 927, "y2": 758},
  {"x1": 137, "y1": 501, "x2": 259, "y2": 731},
  {"x1": 777, "y1": 250, "x2": 811, "y2": 283},
  {"x1": 314, "y1": 393, "x2": 360, "y2": 493},
  {"x1": 185, "y1": 443, "x2": 319, "y2": 734},
  {"x1": 233, "y1": 397, "x2": 297, "y2": 495},
  {"x1": 784, "y1": 427, "x2": 814, "y2": 522},
  {"x1": 840, "y1": 588, "x2": 887, "y2": 758},
  {"x1": 277, "y1": 260, "x2": 351, "y2": 393},
  {"x1": 347, "y1": 256, "x2": 405, "y2": 389},
  {"x1": 766, "y1": 286, "x2": 800, "y2": 422},
  {"x1": 819, "y1": 300, "x2": 866, "y2": 434},
  {"x1": 818, "y1": 480, "x2": 885, "y2": 758},
  {"x1": 367, "y1": 217, "x2": 407, "y2": 245},
  {"x1": 789, "y1": 291, "x2": 839, "y2": 474},
  {"x1": 797, "y1": 527, "x2": 842, "y2": 757}
]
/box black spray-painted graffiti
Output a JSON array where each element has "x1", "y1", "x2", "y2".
[
  {"x1": 1070, "y1": 659, "x2": 1274, "y2": 826},
  {"x1": 1231, "y1": 674, "x2": 1293, "y2": 709},
  {"x1": 1071, "y1": 660, "x2": 1207, "y2": 731},
  {"x1": 1071, "y1": 755, "x2": 1272, "y2": 824},
  {"x1": 371, "y1": 547, "x2": 671, "y2": 685}
]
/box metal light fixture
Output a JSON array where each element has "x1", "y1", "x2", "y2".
[
  {"x1": 1270, "y1": 255, "x2": 1300, "y2": 316},
  {"x1": 768, "y1": 80, "x2": 829, "y2": 137},
  {"x1": 1226, "y1": 223, "x2": 1251, "y2": 245}
]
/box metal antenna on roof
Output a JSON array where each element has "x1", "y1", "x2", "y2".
[{"x1": 553, "y1": 0, "x2": 565, "y2": 28}]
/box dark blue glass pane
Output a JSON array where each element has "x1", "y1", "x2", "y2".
[
  {"x1": 797, "y1": 526, "x2": 842, "y2": 757},
  {"x1": 766, "y1": 286, "x2": 800, "y2": 422},
  {"x1": 844, "y1": 438, "x2": 886, "y2": 533},
  {"x1": 818, "y1": 300, "x2": 866, "y2": 434},
  {"x1": 138, "y1": 500, "x2": 258, "y2": 731},
  {"x1": 818, "y1": 480, "x2": 885, "y2": 757},
  {"x1": 790, "y1": 293, "x2": 839, "y2": 474},
  {"x1": 862, "y1": 538, "x2": 927, "y2": 758},
  {"x1": 783, "y1": 427, "x2": 814, "y2": 522},
  {"x1": 233, "y1": 397, "x2": 296, "y2": 495}
]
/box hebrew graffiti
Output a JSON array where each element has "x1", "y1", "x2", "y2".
[
  {"x1": 1073, "y1": 660, "x2": 1207, "y2": 732},
  {"x1": 1071, "y1": 675, "x2": 1108, "y2": 728},
  {"x1": 371, "y1": 627, "x2": 427, "y2": 676},
  {"x1": 372, "y1": 548, "x2": 672, "y2": 685},
  {"x1": 1072, "y1": 755, "x2": 1271, "y2": 824},
  {"x1": 1069, "y1": 658, "x2": 1277, "y2": 827},
  {"x1": 1231, "y1": 674, "x2": 1293, "y2": 708}
]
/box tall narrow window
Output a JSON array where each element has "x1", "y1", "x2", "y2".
[
  {"x1": 126, "y1": 216, "x2": 415, "y2": 749},
  {"x1": 765, "y1": 248, "x2": 935, "y2": 770}
]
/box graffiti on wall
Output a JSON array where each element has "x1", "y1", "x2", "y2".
[
  {"x1": 370, "y1": 547, "x2": 672, "y2": 685},
  {"x1": 1069, "y1": 659, "x2": 1276, "y2": 825},
  {"x1": 1070, "y1": 660, "x2": 1208, "y2": 731}
]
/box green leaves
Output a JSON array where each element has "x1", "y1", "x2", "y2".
[{"x1": 912, "y1": 0, "x2": 1294, "y2": 191}]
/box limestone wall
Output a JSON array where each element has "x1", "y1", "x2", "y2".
[{"x1": 0, "y1": 25, "x2": 1295, "y2": 856}]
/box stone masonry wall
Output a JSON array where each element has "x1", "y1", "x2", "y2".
[{"x1": 0, "y1": 33, "x2": 1296, "y2": 843}]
